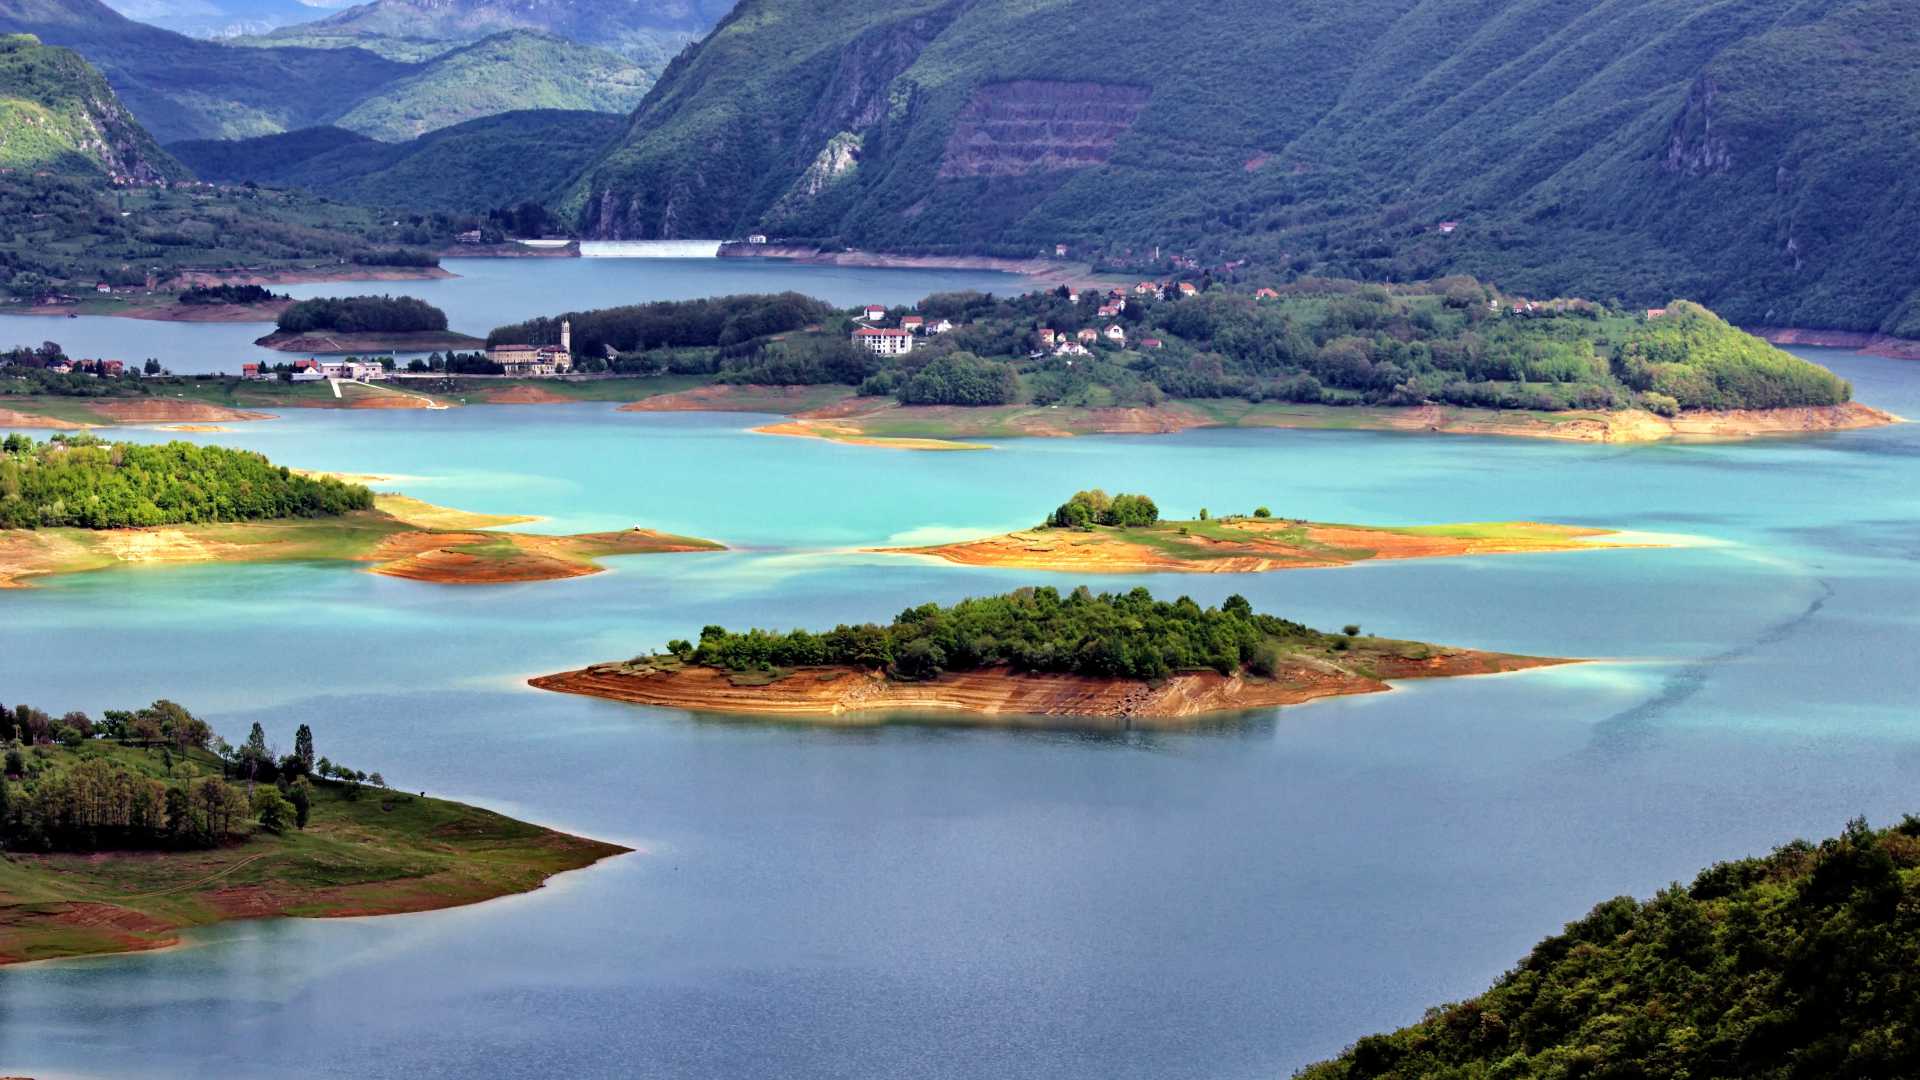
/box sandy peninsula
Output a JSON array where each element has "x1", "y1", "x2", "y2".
[
  {"x1": 880, "y1": 518, "x2": 1657, "y2": 574},
  {"x1": 0, "y1": 491, "x2": 721, "y2": 588},
  {"x1": 532, "y1": 650, "x2": 1569, "y2": 723}
]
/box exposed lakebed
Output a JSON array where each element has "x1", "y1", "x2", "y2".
[{"x1": 1, "y1": 326, "x2": 1918, "y2": 1077}]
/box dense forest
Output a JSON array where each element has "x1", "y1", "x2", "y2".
[
  {"x1": 487, "y1": 292, "x2": 837, "y2": 363},
  {"x1": 0, "y1": 435, "x2": 372, "y2": 528},
  {"x1": 668, "y1": 586, "x2": 1343, "y2": 682},
  {"x1": 1299, "y1": 814, "x2": 1920, "y2": 1079},
  {"x1": 275, "y1": 294, "x2": 448, "y2": 334},
  {"x1": 1, "y1": 700, "x2": 385, "y2": 852},
  {"x1": 177, "y1": 283, "x2": 281, "y2": 306}
]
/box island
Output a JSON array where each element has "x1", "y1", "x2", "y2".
[
  {"x1": 1298, "y1": 814, "x2": 1920, "y2": 1079},
  {"x1": 530, "y1": 586, "x2": 1572, "y2": 722},
  {"x1": 0, "y1": 435, "x2": 722, "y2": 587},
  {"x1": 876, "y1": 490, "x2": 1658, "y2": 574},
  {"x1": 253, "y1": 295, "x2": 485, "y2": 354},
  {"x1": 0, "y1": 701, "x2": 626, "y2": 965}
]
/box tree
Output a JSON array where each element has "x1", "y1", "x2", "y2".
[
  {"x1": 1253, "y1": 506, "x2": 1272, "y2": 518},
  {"x1": 251, "y1": 786, "x2": 295, "y2": 834},
  {"x1": 293, "y1": 724, "x2": 314, "y2": 772},
  {"x1": 285, "y1": 779, "x2": 311, "y2": 830}
]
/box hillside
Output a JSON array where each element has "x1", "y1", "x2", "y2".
[
  {"x1": 101, "y1": 0, "x2": 330, "y2": 39},
  {"x1": 1298, "y1": 815, "x2": 1920, "y2": 1079},
  {"x1": 0, "y1": 0, "x2": 409, "y2": 140},
  {"x1": 328, "y1": 31, "x2": 647, "y2": 141},
  {"x1": 169, "y1": 109, "x2": 623, "y2": 210},
  {"x1": 0, "y1": 31, "x2": 180, "y2": 178},
  {"x1": 566, "y1": 0, "x2": 1920, "y2": 336},
  {"x1": 257, "y1": 0, "x2": 732, "y2": 64}
]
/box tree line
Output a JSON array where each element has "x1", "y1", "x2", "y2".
[
  {"x1": 486, "y1": 293, "x2": 836, "y2": 361},
  {"x1": 276, "y1": 295, "x2": 449, "y2": 335},
  {"x1": 0, "y1": 700, "x2": 387, "y2": 852},
  {"x1": 0, "y1": 435, "x2": 373, "y2": 529},
  {"x1": 666, "y1": 586, "x2": 1335, "y2": 682},
  {"x1": 1047, "y1": 489, "x2": 1160, "y2": 528}
]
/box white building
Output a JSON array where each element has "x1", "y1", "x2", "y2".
[
  {"x1": 852, "y1": 327, "x2": 915, "y2": 356},
  {"x1": 488, "y1": 319, "x2": 574, "y2": 376}
]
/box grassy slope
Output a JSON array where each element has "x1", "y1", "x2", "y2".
[
  {"x1": 0, "y1": 742, "x2": 627, "y2": 964},
  {"x1": 169, "y1": 110, "x2": 628, "y2": 211},
  {"x1": 570, "y1": 0, "x2": 1920, "y2": 334}
]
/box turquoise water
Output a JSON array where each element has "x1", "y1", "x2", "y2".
[
  {"x1": 0, "y1": 256, "x2": 1021, "y2": 375},
  {"x1": 0, "y1": 347, "x2": 1917, "y2": 1078}
]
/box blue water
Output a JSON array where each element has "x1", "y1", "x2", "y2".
[
  {"x1": 0, "y1": 347, "x2": 1917, "y2": 1078},
  {"x1": 0, "y1": 256, "x2": 1021, "y2": 375}
]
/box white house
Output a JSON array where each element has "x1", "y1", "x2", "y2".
[
  {"x1": 853, "y1": 327, "x2": 915, "y2": 356},
  {"x1": 860, "y1": 305, "x2": 888, "y2": 322},
  {"x1": 901, "y1": 315, "x2": 925, "y2": 333},
  {"x1": 1053, "y1": 341, "x2": 1091, "y2": 358},
  {"x1": 1103, "y1": 324, "x2": 1126, "y2": 345},
  {"x1": 927, "y1": 319, "x2": 954, "y2": 335}
]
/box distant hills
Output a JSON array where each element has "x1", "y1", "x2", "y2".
[
  {"x1": 170, "y1": 108, "x2": 624, "y2": 209},
  {"x1": 254, "y1": 0, "x2": 733, "y2": 64},
  {"x1": 564, "y1": 0, "x2": 1920, "y2": 336},
  {"x1": 0, "y1": 31, "x2": 182, "y2": 179},
  {"x1": 99, "y1": 0, "x2": 337, "y2": 39},
  {"x1": 0, "y1": 0, "x2": 660, "y2": 141}
]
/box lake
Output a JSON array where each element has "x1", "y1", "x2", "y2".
[
  {"x1": 1, "y1": 333, "x2": 1918, "y2": 1078},
  {"x1": 0, "y1": 255, "x2": 1025, "y2": 375}
]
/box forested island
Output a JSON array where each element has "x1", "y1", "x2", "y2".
[
  {"x1": 0, "y1": 435, "x2": 721, "y2": 585},
  {"x1": 0, "y1": 699, "x2": 626, "y2": 964},
  {"x1": 1299, "y1": 814, "x2": 1920, "y2": 1079},
  {"x1": 880, "y1": 490, "x2": 1655, "y2": 574},
  {"x1": 255, "y1": 295, "x2": 482, "y2": 353},
  {"x1": 532, "y1": 586, "x2": 1569, "y2": 722}
]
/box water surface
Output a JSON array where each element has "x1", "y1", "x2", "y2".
[{"x1": 1, "y1": 348, "x2": 1917, "y2": 1078}]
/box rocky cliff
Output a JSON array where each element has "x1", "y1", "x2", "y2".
[{"x1": 0, "y1": 32, "x2": 181, "y2": 180}]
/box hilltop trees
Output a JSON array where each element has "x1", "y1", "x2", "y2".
[
  {"x1": 1047, "y1": 490, "x2": 1159, "y2": 528},
  {"x1": 0, "y1": 436, "x2": 373, "y2": 529},
  {"x1": 276, "y1": 295, "x2": 448, "y2": 335}
]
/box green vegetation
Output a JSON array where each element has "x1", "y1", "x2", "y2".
[
  {"x1": 275, "y1": 294, "x2": 447, "y2": 334},
  {"x1": 675, "y1": 284, "x2": 1852, "y2": 414},
  {"x1": 569, "y1": 0, "x2": 1920, "y2": 336},
  {"x1": 168, "y1": 110, "x2": 627, "y2": 213},
  {"x1": 250, "y1": 0, "x2": 731, "y2": 66},
  {"x1": 0, "y1": 32, "x2": 180, "y2": 179},
  {"x1": 177, "y1": 283, "x2": 281, "y2": 306},
  {"x1": 327, "y1": 31, "x2": 650, "y2": 142},
  {"x1": 0, "y1": 434, "x2": 373, "y2": 528},
  {"x1": 0, "y1": 699, "x2": 624, "y2": 964},
  {"x1": 488, "y1": 292, "x2": 838, "y2": 370},
  {"x1": 670, "y1": 586, "x2": 1352, "y2": 682},
  {"x1": 1047, "y1": 489, "x2": 1158, "y2": 529},
  {"x1": 1299, "y1": 815, "x2": 1920, "y2": 1080}
]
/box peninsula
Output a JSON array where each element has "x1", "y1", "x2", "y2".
[
  {"x1": 531, "y1": 587, "x2": 1571, "y2": 722},
  {"x1": 0, "y1": 435, "x2": 721, "y2": 587},
  {"x1": 0, "y1": 703, "x2": 626, "y2": 965},
  {"x1": 251, "y1": 295, "x2": 484, "y2": 354},
  {"x1": 878, "y1": 490, "x2": 1658, "y2": 574}
]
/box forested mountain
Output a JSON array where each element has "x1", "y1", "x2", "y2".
[
  {"x1": 0, "y1": 0, "x2": 653, "y2": 140},
  {"x1": 256, "y1": 0, "x2": 732, "y2": 65},
  {"x1": 100, "y1": 0, "x2": 334, "y2": 39},
  {"x1": 0, "y1": 32, "x2": 181, "y2": 179},
  {"x1": 1299, "y1": 815, "x2": 1920, "y2": 1079},
  {"x1": 169, "y1": 109, "x2": 622, "y2": 209},
  {"x1": 566, "y1": 0, "x2": 1920, "y2": 335}
]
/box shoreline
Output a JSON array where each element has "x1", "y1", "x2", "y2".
[
  {"x1": 0, "y1": 266, "x2": 454, "y2": 325},
  {"x1": 530, "y1": 653, "x2": 1574, "y2": 724},
  {"x1": 716, "y1": 243, "x2": 1126, "y2": 290},
  {"x1": 253, "y1": 329, "x2": 487, "y2": 354},
  {"x1": 1750, "y1": 326, "x2": 1920, "y2": 362},
  {"x1": 619, "y1": 387, "x2": 1901, "y2": 448}
]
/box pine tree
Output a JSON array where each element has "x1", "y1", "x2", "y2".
[{"x1": 294, "y1": 724, "x2": 314, "y2": 772}]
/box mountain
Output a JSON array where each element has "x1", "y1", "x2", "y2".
[
  {"x1": 1299, "y1": 815, "x2": 1920, "y2": 1079},
  {"x1": 0, "y1": 31, "x2": 181, "y2": 178},
  {"x1": 169, "y1": 108, "x2": 624, "y2": 209},
  {"x1": 99, "y1": 0, "x2": 337, "y2": 38},
  {"x1": 0, "y1": 0, "x2": 410, "y2": 140},
  {"x1": 257, "y1": 0, "x2": 733, "y2": 64},
  {"x1": 328, "y1": 31, "x2": 647, "y2": 140},
  {"x1": 564, "y1": 0, "x2": 1920, "y2": 336}
]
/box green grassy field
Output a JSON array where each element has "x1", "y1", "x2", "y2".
[{"x1": 0, "y1": 742, "x2": 627, "y2": 964}]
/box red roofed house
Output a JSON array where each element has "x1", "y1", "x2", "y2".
[
  {"x1": 861, "y1": 305, "x2": 887, "y2": 321},
  {"x1": 901, "y1": 315, "x2": 925, "y2": 332},
  {"x1": 1646, "y1": 308, "x2": 1668, "y2": 319},
  {"x1": 1178, "y1": 282, "x2": 1199, "y2": 297},
  {"x1": 99, "y1": 360, "x2": 124, "y2": 376},
  {"x1": 1141, "y1": 338, "x2": 1164, "y2": 350},
  {"x1": 1077, "y1": 328, "x2": 1099, "y2": 344},
  {"x1": 1437, "y1": 221, "x2": 1460, "y2": 234},
  {"x1": 1255, "y1": 287, "x2": 1280, "y2": 300},
  {"x1": 1038, "y1": 328, "x2": 1058, "y2": 347},
  {"x1": 1134, "y1": 281, "x2": 1157, "y2": 295},
  {"x1": 241, "y1": 362, "x2": 265, "y2": 380},
  {"x1": 853, "y1": 327, "x2": 915, "y2": 356}
]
